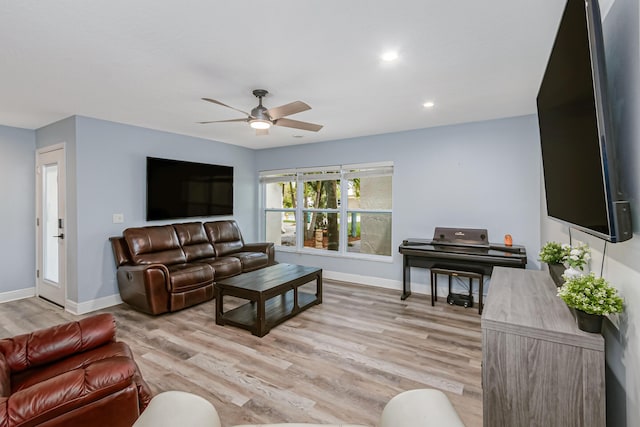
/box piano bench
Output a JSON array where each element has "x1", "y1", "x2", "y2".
[{"x1": 430, "y1": 267, "x2": 484, "y2": 314}]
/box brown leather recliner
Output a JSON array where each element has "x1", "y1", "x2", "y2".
[
  {"x1": 0, "y1": 313, "x2": 152, "y2": 427},
  {"x1": 110, "y1": 220, "x2": 275, "y2": 315},
  {"x1": 117, "y1": 224, "x2": 216, "y2": 315}
]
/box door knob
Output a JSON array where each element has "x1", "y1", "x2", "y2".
[{"x1": 53, "y1": 233, "x2": 65, "y2": 239}]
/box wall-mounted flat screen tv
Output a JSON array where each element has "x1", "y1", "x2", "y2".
[
  {"x1": 146, "y1": 157, "x2": 233, "y2": 221},
  {"x1": 536, "y1": 0, "x2": 631, "y2": 242}
]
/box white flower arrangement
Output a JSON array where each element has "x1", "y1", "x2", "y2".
[
  {"x1": 557, "y1": 273, "x2": 623, "y2": 316},
  {"x1": 539, "y1": 241, "x2": 591, "y2": 271},
  {"x1": 562, "y1": 243, "x2": 591, "y2": 270}
]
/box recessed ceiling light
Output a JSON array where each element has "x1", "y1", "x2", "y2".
[
  {"x1": 381, "y1": 51, "x2": 399, "y2": 62},
  {"x1": 423, "y1": 101, "x2": 435, "y2": 108}
]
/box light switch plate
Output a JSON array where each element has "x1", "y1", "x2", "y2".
[{"x1": 112, "y1": 213, "x2": 124, "y2": 224}]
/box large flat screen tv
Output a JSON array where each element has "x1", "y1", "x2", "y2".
[
  {"x1": 146, "y1": 157, "x2": 233, "y2": 221},
  {"x1": 536, "y1": 0, "x2": 632, "y2": 242}
]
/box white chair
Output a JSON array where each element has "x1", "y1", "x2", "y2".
[
  {"x1": 380, "y1": 389, "x2": 466, "y2": 427},
  {"x1": 134, "y1": 388, "x2": 466, "y2": 427},
  {"x1": 133, "y1": 391, "x2": 222, "y2": 427}
]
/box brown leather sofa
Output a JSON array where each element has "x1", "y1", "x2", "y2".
[
  {"x1": 110, "y1": 220, "x2": 275, "y2": 315},
  {"x1": 0, "y1": 313, "x2": 152, "y2": 427}
]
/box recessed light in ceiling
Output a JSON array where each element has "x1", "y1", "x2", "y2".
[
  {"x1": 423, "y1": 101, "x2": 435, "y2": 108},
  {"x1": 381, "y1": 51, "x2": 399, "y2": 62}
]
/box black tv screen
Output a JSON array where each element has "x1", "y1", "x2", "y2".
[
  {"x1": 146, "y1": 157, "x2": 233, "y2": 221},
  {"x1": 536, "y1": 0, "x2": 631, "y2": 242}
]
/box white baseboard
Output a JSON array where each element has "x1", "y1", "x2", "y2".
[
  {"x1": 322, "y1": 269, "x2": 486, "y2": 299},
  {"x1": 0, "y1": 287, "x2": 36, "y2": 303},
  {"x1": 0, "y1": 287, "x2": 122, "y2": 315},
  {"x1": 323, "y1": 270, "x2": 431, "y2": 296},
  {"x1": 65, "y1": 294, "x2": 123, "y2": 315},
  {"x1": 4, "y1": 269, "x2": 478, "y2": 314}
]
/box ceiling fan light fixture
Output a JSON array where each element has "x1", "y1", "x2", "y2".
[
  {"x1": 200, "y1": 89, "x2": 322, "y2": 134},
  {"x1": 250, "y1": 119, "x2": 271, "y2": 130},
  {"x1": 381, "y1": 50, "x2": 399, "y2": 62}
]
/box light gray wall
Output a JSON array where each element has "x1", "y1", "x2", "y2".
[
  {"x1": 540, "y1": 0, "x2": 640, "y2": 425},
  {"x1": 0, "y1": 125, "x2": 36, "y2": 293},
  {"x1": 73, "y1": 116, "x2": 257, "y2": 303},
  {"x1": 256, "y1": 115, "x2": 542, "y2": 286}
]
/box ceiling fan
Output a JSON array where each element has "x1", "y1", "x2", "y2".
[{"x1": 198, "y1": 89, "x2": 323, "y2": 135}]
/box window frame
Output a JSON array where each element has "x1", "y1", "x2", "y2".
[{"x1": 259, "y1": 162, "x2": 393, "y2": 261}]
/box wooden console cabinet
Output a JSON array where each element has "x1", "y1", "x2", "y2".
[{"x1": 481, "y1": 267, "x2": 605, "y2": 427}]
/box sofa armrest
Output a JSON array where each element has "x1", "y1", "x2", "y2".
[
  {"x1": 0, "y1": 314, "x2": 116, "y2": 373},
  {"x1": 242, "y1": 242, "x2": 275, "y2": 265},
  {"x1": 116, "y1": 264, "x2": 171, "y2": 315},
  {"x1": 109, "y1": 236, "x2": 132, "y2": 267}
]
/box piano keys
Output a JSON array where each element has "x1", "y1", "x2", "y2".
[{"x1": 398, "y1": 227, "x2": 527, "y2": 300}]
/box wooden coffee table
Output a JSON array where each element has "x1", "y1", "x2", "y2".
[{"x1": 214, "y1": 263, "x2": 322, "y2": 337}]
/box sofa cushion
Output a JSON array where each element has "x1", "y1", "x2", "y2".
[
  {"x1": 173, "y1": 222, "x2": 215, "y2": 262},
  {"x1": 198, "y1": 257, "x2": 242, "y2": 280},
  {"x1": 10, "y1": 341, "x2": 134, "y2": 392},
  {"x1": 0, "y1": 313, "x2": 116, "y2": 374},
  {"x1": 5, "y1": 357, "x2": 140, "y2": 426},
  {"x1": 124, "y1": 225, "x2": 186, "y2": 266},
  {"x1": 230, "y1": 252, "x2": 269, "y2": 272},
  {"x1": 204, "y1": 221, "x2": 244, "y2": 256},
  {"x1": 167, "y1": 263, "x2": 214, "y2": 292}
]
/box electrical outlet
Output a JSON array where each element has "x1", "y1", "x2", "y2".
[{"x1": 112, "y1": 213, "x2": 124, "y2": 224}]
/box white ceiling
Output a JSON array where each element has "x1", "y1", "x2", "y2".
[{"x1": 1, "y1": 0, "x2": 569, "y2": 150}]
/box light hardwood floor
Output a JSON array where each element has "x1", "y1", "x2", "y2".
[{"x1": 0, "y1": 280, "x2": 482, "y2": 427}]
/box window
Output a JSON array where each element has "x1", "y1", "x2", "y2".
[
  {"x1": 263, "y1": 172, "x2": 297, "y2": 247},
  {"x1": 300, "y1": 167, "x2": 341, "y2": 252},
  {"x1": 260, "y1": 163, "x2": 393, "y2": 259},
  {"x1": 344, "y1": 165, "x2": 393, "y2": 256}
]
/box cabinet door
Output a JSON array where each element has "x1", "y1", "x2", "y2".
[{"x1": 483, "y1": 328, "x2": 605, "y2": 427}]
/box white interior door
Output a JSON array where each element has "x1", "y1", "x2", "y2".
[{"x1": 36, "y1": 146, "x2": 66, "y2": 307}]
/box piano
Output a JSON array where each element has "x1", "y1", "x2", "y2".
[{"x1": 398, "y1": 227, "x2": 527, "y2": 300}]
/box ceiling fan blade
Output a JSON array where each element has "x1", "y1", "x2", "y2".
[
  {"x1": 267, "y1": 101, "x2": 311, "y2": 120},
  {"x1": 202, "y1": 97, "x2": 252, "y2": 117},
  {"x1": 256, "y1": 128, "x2": 269, "y2": 136},
  {"x1": 274, "y1": 118, "x2": 323, "y2": 132},
  {"x1": 197, "y1": 118, "x2": 248, "y2": 124}
]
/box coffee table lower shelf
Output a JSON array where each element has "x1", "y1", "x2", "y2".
[{"x1": 218, "y1": 290, "x2": 317, "y2": 336}]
